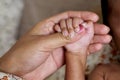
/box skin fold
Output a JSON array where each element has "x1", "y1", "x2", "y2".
[
  {"x1": 0, "y1": 11, "x2": 111, "y2": 80},
  {"x1": 54, "y1": 17, "x2": 95, "y2": 80}
]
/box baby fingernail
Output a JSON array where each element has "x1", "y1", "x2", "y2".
[
  {"x1": 75, "y1": 27, "x2": 80, "y2": 32},
  {"x1": 70, "y1": 32, "x2": 74, "y2": 38},
  {"x1": 63, "y1": 31, "x2": 68, "y2": 37},
  {"x1": 81, "y1": 22, "x2": 87, "y2": 28}
]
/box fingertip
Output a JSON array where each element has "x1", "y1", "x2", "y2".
[
  {"x1": 73, "y1": 17, "x2": 83, "y2": 32},
  {"x1": 66, "y1": 18, "x2": 75, "y2": 38},
  {"x1": 102, "y1": 25, "x2": 110, "y2": 34},
  {"x1": 89, "y1": 43, "x2": 103, "y2": 53},
  {"x1": 94, "y1": 24, "x2": 110, "y2": 34},
  {"x1": 90, "y1": 12, "x2": 99, "y2": 22},
  {"x1": 54, "y1": 24, "x2": 61, "y2": 32},
  {"x1": 93, "y1": 14, "x2": 99, "y2": 22},
  {"x1": 81, "y1": 11, "x2": 99, "y2": 22},
  {"x1": 95, "y1": 43, "x2": 103, "y2": 51},
  {"x1": 104, "y1": 35, "x2": 112, "y2": 43},
  {"x1": 75, "y1": 27, "x2": 80, "y2": 32}
]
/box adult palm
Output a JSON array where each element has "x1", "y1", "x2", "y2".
[
  {"x1": 22, "y1": 11, "x2": 111, "y2": 80},
  {"x1": 0, "y1": 11, "x2": 111, "y2": 80}
]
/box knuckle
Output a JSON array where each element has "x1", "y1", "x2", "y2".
[{"x1": 58, "y1": 33, "x2": 71, "y2": 42}]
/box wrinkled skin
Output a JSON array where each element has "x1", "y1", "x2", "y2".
[
  {"x1": 0, "y1": 11, "x2": 111, "y2": 80},
  {"x1": 65, "y1": 21, "x2": 94, "y2": 54}
]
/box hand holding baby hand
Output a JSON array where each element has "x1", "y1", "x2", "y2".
[{"x1": 54, "y1": 17, "x2": 94, "y2": 55}]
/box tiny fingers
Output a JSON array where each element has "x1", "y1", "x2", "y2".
[
  {"x1": 54, "y1": 24, "x2": 61, "y2": 32},
  {"x1": 66, "y1": 18, "x2": 75, "y2": 38},
  {"x1": 60, "y1": 19, "x2": 69, "y2": 37},
  {"x1": 73, "y1": 17, "x2": 83, "y2": 32},
  {"x1": 54, "y1": 17, "x2": 87, "y2": 39},
  {"x1": 91, "y1": 35, "x2": 112, "y2": 44}
]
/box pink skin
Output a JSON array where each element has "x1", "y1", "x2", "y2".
[
  {"x1": 54, "y1": 17, "x2": 94, "y2": 54},
  {"x1": 23, "y1": 12, "x2": 105, "y2": 80},
  {"x1": 66, "y1": 22, "x2": 94, "y2": 53},
  {"x1": 55, "y1": 18, "x2": 94, "y2": 80},
  {"x1": 0, "y1": 11, "x2": 111, "y2": 80}
]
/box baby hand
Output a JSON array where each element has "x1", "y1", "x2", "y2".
[{"x1": 54, "y1": 17, "x2": 94, "y2": 54}]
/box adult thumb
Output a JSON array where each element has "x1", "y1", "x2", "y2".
[{"x1": 39, "y1": 32, "x2": 85, "y2": 51}]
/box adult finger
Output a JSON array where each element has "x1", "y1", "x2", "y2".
[
  {"x1": 29, "y1": 11, "x2": 99, "y2": 35},
  {"x1": 38, "y1": 32, "x2": 84, "y2": 51},
  {"x1": 47, "y1": 11, "x2": 99, "y2": 23},
  {"x1": 94, "y1": 23, "x2": 110, "y2": 35},
  {"x1": 88, "y1": 43, "x2": 103, "y2": 53},
  {"x1": 91, "y1": 35, "x2": 112, "y2": 44}
]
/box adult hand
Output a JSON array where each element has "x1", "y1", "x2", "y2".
[
  {"x1": 0, "y1": 11, "x2": 111, "y2": 80},
  {"x1": 88, "y1": 63, "x2": 120, "y2": 80}
]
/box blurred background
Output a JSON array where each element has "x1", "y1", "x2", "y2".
[{"x1": 0, "y1": 0, "x2": 115, "y2": 80}]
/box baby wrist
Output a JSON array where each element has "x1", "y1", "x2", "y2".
[{"x1": 66, "y1": 49, "x2": 87, "y2": 56}]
